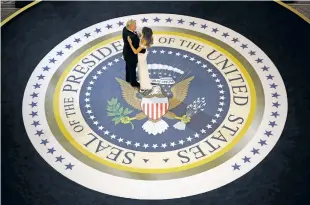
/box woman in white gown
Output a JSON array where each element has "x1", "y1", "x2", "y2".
[{"x1": 127, "y1": 27, "x2": 153, "y2": 93}]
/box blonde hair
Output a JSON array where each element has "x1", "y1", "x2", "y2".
[{"x1": 126, "y1": 19, "x2": 136, "y2": 29}]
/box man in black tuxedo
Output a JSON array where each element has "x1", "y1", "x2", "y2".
[{"x1": 122, "y1": 20, "x2": 146, "y2": 87}]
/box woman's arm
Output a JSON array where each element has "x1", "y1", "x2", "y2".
[{"x1": 127, "y1": 36, "x2": 145, "y2": 54}]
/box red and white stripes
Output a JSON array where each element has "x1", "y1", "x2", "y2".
[{"x1": 141, "y1": 97, "x2": 169, "y2": 120}]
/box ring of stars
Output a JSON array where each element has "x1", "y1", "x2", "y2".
[
  {"x1": 28, "y1": 62, "x2": 75, "y2": 171},
  {"x1": 231, "y1": 65, "x2": 281, "y2": 171},
  {"x1": 23, "y1": 14, "x2": 286, "y2": 175}
]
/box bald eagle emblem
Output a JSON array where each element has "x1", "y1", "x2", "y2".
[{"x1": 107, "y1": 76, "x2": 205, "y2": 135}]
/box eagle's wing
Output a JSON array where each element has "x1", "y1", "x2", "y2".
[
  {"x1": 164, "y1": 111, "x2": 177, "y2": 119},
  {"x1": 169, "y1": 76, "x2": 194, "y2": 109},
  {"x1": 115, "y1": 78, "x2": 141, "y2": 110}
]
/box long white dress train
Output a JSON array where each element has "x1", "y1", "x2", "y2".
[{"x1": 137, "y1": 43, "x2": 153, "y2": 90}]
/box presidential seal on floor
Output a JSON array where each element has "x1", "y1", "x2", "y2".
[{"x1": 22, "y1": 14, "x2": 288, "y2": 199}]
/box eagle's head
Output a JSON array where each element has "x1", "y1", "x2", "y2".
[{"x1": 150, "y1": 85, "x2": 162, "y2": 95}]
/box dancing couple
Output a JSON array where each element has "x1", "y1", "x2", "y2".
[{"x1": 122, "y1": 19, "x2": 154, "y2": 94}]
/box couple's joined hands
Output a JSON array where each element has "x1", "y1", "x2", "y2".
[
  {"x1": 127, "y1": 31, "x2": 141, "y2": 44},
  {"x1": 127, "y1": 36, "x2": 132, "y2": 44}
]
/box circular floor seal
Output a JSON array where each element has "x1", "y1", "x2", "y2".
[{"x1": 22, "y1": 14, "x2": 288, "y2": 199}]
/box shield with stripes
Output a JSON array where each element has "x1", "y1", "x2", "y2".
[{"x1": 141, "y1": 96, "x2": 169, "y2": 120}]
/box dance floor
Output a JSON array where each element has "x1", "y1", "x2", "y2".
[{"x1": 1, "y1": 1, "x2": 310, "y2": 204}]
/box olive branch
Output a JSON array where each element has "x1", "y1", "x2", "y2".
[{"x1": 107, "y1": 97, "x2": 134, "y2": 129}]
